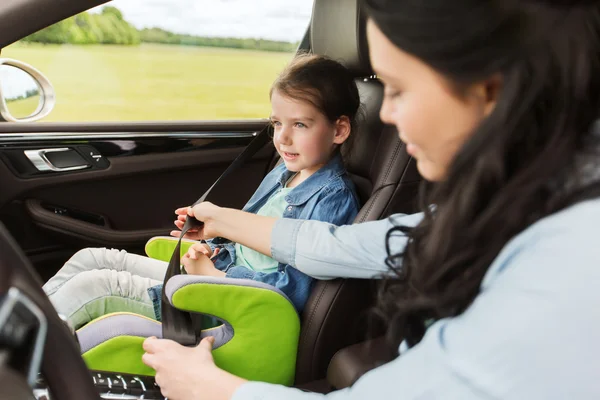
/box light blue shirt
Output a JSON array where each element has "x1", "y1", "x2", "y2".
[
  {"x1": 234, "y1": 186, "x2": 293, "y2": 272},
  {"x1": 233, "y1": 198, "x2": 600, "y2": 399}
]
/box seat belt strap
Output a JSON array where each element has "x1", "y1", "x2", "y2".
[{"x1": 161, "y1": 123, "x2": 272, "y2": 345}]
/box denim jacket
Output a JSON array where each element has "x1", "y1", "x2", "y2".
[{"x1": 148, "y1": 153, "x2": 360, "y2": 317}]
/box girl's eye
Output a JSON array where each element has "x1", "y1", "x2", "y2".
[
  {"x1": 294, "y1": 122, "x2": 306, "y2": 128},
  {"x1": 271, "y1": 120, "x2": 282, "y2": 127}
]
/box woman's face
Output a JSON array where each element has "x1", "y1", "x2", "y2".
[{"x1": 366, "y1": 20, "x2": 499, "y2": 182}]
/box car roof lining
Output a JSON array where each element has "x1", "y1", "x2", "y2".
[{"x1": 0, "y1": 0, "x2": 112, "y2": 49}]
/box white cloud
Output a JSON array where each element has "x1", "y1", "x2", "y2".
[
  {"x1": 0, "y1": 65, "x2": 39, "y2": 99},
  {"x1": 93, "y1": 0, "x2": 314, "y2": 42}
]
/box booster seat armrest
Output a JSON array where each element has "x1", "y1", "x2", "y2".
[
  {"x1": 145, "y1": 236, "x2": 198, "y2": 262},
  {"x1": 164, "y1": 276, "x2": 299, "y2": 345},
  {"x1": 164, "y1": 274, "x2": 295, "y2": 308}
]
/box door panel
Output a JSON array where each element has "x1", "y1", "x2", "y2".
[{"x1": 0, "y1": 120, "x2": 276, "y2": 280}]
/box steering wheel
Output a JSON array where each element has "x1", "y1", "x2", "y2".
[{"x1": 0, "y1": 223, "x2": 99, "y2": 400}]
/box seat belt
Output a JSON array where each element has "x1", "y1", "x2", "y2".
[{"x1": 161, "y1": 123, "x2": 272, "y2": 346}]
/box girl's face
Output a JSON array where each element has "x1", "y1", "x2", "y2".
[
  {"x1": 270, "y1": 89, "x2": 350, "y2": 178},
  {"x1": 366, "y1": 20, "x2": 500, "y2": 182}
]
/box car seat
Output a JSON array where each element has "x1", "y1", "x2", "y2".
[{"x1": 75, "y1": 0, "x2": 421, "y2": 388}]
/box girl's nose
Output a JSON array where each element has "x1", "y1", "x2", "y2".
[{"x1": 276, "y1": 125, "x2": 292, "y2": 144}]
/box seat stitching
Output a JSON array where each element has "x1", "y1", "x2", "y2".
[
  {"x1": 359, "y1": 141, "x2": 402, "y2": 223},
  {"x1": 299, "y1": 282, "x2": 328, "y2": 377}
]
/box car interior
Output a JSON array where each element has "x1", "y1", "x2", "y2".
[{"x1": 0, "y1": 0, "x2": 422, "y2": 398}]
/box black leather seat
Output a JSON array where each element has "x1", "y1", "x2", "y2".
[{"x1": 293, "y1": 0, "x2": 421, "y2": 387}]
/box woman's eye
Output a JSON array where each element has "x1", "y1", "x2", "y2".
[
  {"x1": 271, "y1": 120, "x2": 282, "y2": 127},
  {"x1": 384, "y1": 86, "x2": 402, "y2": 99},
  {"x1": 295, "y1": 122, "x2": 306, "y2": 128}
]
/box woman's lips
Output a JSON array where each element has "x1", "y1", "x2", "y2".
[
  {"x1": 400, "y1": 135, "x2": 418, "y2": 157},
  {"x1": 406, "y1": 143, "x2": 417, "y2": 156}
]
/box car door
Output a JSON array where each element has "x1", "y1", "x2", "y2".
[{"x1": 0, "y1": 0, "x2": 314, "y2": 281}]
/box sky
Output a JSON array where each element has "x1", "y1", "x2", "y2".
[
  {"x1": 92, "y1": 0, "x2": 314, "y2": 42},
  {"x1": 0, "y1": 65, "x2": 39, "y2": 100}
]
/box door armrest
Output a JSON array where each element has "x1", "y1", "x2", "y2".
[{"x1": 326, "y1": 336, "x2": 395, "y2": 390}]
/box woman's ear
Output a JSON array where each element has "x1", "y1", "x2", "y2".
[
  {"x1": 333, "y1": 116, "x2": 352, "y2": 145},
  {"x1": 483, "y1": 75, "x2": 502, "y2": 117},
  {"x1": 471, "y1": 75, "x2": 502, "y2": 118}
]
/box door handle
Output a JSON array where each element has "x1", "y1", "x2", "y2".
[{"x1": 24, "y1": 148, "x2": 91, "y2": 172}]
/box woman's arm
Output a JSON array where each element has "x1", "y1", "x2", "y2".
[
  {"x1": 270, "y1": 212, "x2": 423, "y2": 279},
  {"x1": 187, "y1": 203, "x2": 278, "y2": 256},
  {"x1": 183, "y1": 202, "x2": 423, "y2": 280},
  {"x1": 171, "y1": 204, "x2": 277, "y2": 255}
]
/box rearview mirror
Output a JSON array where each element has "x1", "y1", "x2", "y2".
[{"x1": 0, "y1": 58, "x2": 55, "y2": 122}]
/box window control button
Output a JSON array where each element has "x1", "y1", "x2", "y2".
[
  {"x1": 108, "y1": 375, "x2": 125, "y2": 391},
  {"x1": 126, "y1": 377, "x2": 144, "y2": 395},
  {"x1": 93, "y1": 373, "x2": 110, "y2": 389}
]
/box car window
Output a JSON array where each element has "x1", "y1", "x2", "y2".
[{"x1": 2, "y1": 0, "x2": 313, "y2": 122}]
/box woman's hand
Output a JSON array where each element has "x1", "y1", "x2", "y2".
[
  {"x1": 142, "y1": 336, "x2": 247, "y2": 400},
  {"x1": 170, "y1": 202, "x2": 222, "y2": 240},
  {"x1": 170, "y1": 207, "x2": 202, "y2": 240},
  {"x1": 172, "y1": 202, "x2": 276, "y2": 258},
  {"x1": 187, "y1": 202, "x2": 222, "y2": 238}
]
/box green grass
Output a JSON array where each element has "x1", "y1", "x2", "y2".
[
  {"x1": 3, "y1": 43, "x2": 294, "y2": 122},
  {"x1": 5, "y1": 96, "x2": 41, "y2": 119}
]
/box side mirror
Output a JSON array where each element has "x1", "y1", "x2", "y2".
[{"x1": 0, "y1": 58, "x2": 55, "y2": 122}]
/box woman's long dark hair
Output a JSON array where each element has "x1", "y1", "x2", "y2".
[{"x1": 364, "y1": 0, "x2": 600, "y2": 349}]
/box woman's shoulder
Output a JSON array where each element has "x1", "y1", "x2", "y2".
[
  {"x1": 484, "y1": 197, "x2": 600, "y2": 287},
  {"x1": 511, "y1": 197, "x2": 600, "y2": 247}
]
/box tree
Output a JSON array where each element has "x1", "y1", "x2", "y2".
[
  {"x1": 101, "y1": 6, "x2": 124, "y2": 21},
  {"x1": 21, "y1": 6, "x2": 139, "y2": 45},
  {"x1": 20, "y1": 6, "x2": 295, "y2": 52}
]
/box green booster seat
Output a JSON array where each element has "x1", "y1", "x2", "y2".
[
  {"x1": 74, "y1": 126, "x2": 301, "y2": 386},
  {"x1": 76, "y1": 236, "x2": 301, "y2": 386}
]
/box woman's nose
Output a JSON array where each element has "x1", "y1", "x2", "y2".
[{"x1": 379, "y1": 98, "x2": 394, "y2": 126}]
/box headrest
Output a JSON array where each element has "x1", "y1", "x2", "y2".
[{"x1": 310, "y1": 0, "x2": 373, "y2": 77}]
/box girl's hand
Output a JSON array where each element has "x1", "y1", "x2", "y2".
[
  {"x1": 142, "y1": 337, "x2": 246, "y2": 400},
  {"x1": 186, "y1": 242, "x2": 214, "y2": 259},
  {"x1": 181, "y1": 249, "x2": 224, "y2": 277}
]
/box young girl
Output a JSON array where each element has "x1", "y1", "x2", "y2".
[{"x1": 42, "y1": 54, "x2": 362, "y2": 329}]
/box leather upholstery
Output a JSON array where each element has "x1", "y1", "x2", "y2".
[
  {"x1": 294, "y1": 0, "x2": 421, "y2": 386},
  {"x1": 327, "y1": 336, "x2": 396, "y2": 389},
  {"x1": 310, "y1": 0, "x2": 372, "y2": 76}
]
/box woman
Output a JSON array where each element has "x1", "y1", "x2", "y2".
[{"x1": 142, "y1": 0, "x2": 600, "y2": 399}]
